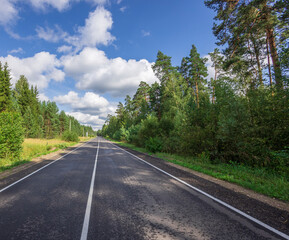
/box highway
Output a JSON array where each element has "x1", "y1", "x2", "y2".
[{"x1": 0, "y1": 137, "x2": 287, "y2": 240}]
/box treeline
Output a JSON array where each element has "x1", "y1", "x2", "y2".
[
  {"x1": 0, "y1": 62, "x2": 95, "y2": 160},
  {"x1": 100, "y1": 0, "x2": 288, "y2": 171}
]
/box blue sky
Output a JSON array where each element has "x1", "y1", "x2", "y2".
[{"x1": 0, "y1": 0, "x2": 217, "y2": 129}]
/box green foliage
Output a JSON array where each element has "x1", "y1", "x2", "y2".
[
  {"x1": 61, "y1": 131, "x2": 79, "y2": 142},
  {"x1": 101, "y1": 21, "x2": 289, "y2": 180},
  {"x1": 0, "y1": 62, "x2": 12, "y2": 112},
  {"x1": 145, "y1": 137, "x2": 163, "y2": 153},
  {"x1": 138, "y1": 114, "x2": 160, "y2": 146},
  {"x1": 127, "y1": 124, "x2": 141, "y2": 145},
  {"x1": 0, "y1": 111, "x2": 24, "y2": 160},
  {"x1": 269, "y1": 148, "x2": 289, "y2": 175}
]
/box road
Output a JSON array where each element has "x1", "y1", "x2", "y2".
[{"x1": 0, "y1": 137, "x2": 287, "y2": 240}]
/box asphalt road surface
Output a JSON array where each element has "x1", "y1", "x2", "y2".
[{"x1": 0, "y1": 137, "x2": 287, "y2": 240}]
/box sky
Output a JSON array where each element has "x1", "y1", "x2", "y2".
[{"x1": 0, "y1": 0, "x2": 217, "y2": 130}]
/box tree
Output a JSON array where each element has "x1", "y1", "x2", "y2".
[
  {"x1": 59, "y1": 111, "x2": 68, "y2": 136},
  {"x1": 209, "y1": 48, "x2": 224, "y2": 103},
  {"x1": 187, "y1": 44, "x2": 208, "y2": 108},
  {"x1": 0, "y1": 62, "x2": 12, "y2": 112},
  {"x1": 152, "y1": 51, "x2": 174, "y2": 86},
  {"x1": 205, "y1": 0, "x2": 285, "y2": 88},
  {"x1": 132, "y1": 81, "x2": 150, "y2": 123}
]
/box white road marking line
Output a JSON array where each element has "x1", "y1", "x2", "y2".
[
  {"x1": 80, "y1": 138, "x2": 100, "y2": 240},
  {"x1": 0, "y1": 139, "x2": 95, "y2": 193},
  {"x1": 107, "y1": 139, "x2": 289, "y2": 240}
]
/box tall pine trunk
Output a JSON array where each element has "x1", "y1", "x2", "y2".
[{"x1": 266, "y1": 36, "x2": 273, "y2": 86}]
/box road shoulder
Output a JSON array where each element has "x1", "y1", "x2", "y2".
[
  {"x1": 0, "y1": 141, "x2": 86, "y2": 190},
  {"x1": 113, "y1": 142, "x2": 289, "y2": 236}
]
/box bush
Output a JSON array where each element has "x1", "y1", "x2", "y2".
[
  {"x1": 112, "y1": 130, "x2": 121, "y2": 141},
  {"x1": 145, "y1": 137, "x2": 163, "y2": 153},
  {"x1": 138, "y1": 114, "x2": 160, "y2": 147},
  {"x1": 0, "y1": 111, "x2": 24, "y2": 160},
  {"x1": 61, "y1": 131, "x2": 79, "y2": 142},
  {"x1": 127, "y1": 124, "x2": 141, "y2": 145}
]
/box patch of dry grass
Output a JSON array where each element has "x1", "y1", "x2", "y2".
[
  {"x1": 21, "y1": 138, "x2": 76, "y2": 160},
  {"x1": 0, "y1": 137, "x2": 94, "y2": 172}
]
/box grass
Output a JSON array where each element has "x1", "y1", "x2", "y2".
[
  {"x1": 0, "y1": 137, "x2": 94, "y2": 173},
  {"x1": 111, "y1": 139, "x2": 289, "y2": 202}
]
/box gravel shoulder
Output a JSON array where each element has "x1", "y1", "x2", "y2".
[{"x1": 114, "y1": 143, "x2": 289, "y2": 236}]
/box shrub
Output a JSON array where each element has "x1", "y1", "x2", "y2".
[
  {"x1": 127, "y1": 124, "x2": 141, "y2": 145},
  {"x1": 145, "y1": 137, "x2": 163, "y2": 153},
  {"x1": 61, "y1": 131, "x2": 79, "y2": 142},
  {"x1": 138, "y1": 114, "x2": 160, "y2": 147},
  {"x1": 0, "y1": 111, "x2": 24, "y2": 160},
  {"x1": 113, "y1": 130, "x2": 121, "y2": 141}
]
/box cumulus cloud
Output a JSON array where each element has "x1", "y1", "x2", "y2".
[
  {"x1": 36, "y1": 25, "x2": 68, "y2": 42},
  {"x1": 65, "y1": 7, "x2": 115, "y2": 50},
  {"x1": 54, "y1": 91, "x2": 116, "y2": 118},
  {"x1": 0, "y1": 0, "x2": 18, "y2": 27},
  {"x1": 66, "y1": 112, "x2": 105, "y2": 130},
  {"x1": 28, "y1": 0, "x2": 73, "y2": 11},
  {"x1": 57, "y1": 45, "x2": 73, "y2": 53},
  {"x1": 205, "y1": 54, "x2": 215, "y2": 81},
  {"x1": 38, "y1": 93, "x2": 50, "y2": 102},
  {"x1": 62, "y1": 47, "x2": 158, "y2": 97},
  {"x1": 0, "y1": 52, "x2": 65, "y2": 89},
  {"x1": 54, "y1": 91, "x2": 116, "y2": 129}
]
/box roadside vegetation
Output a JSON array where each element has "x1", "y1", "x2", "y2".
[
  {"x1": 0, "y1": 137, "x2": 92, "y2": 173},
  {"x1": 99, "y1": 1, "x2": 289, "y2": 201},
  {"x1": 0, "y1": 62, "x2": 96, "y2": 172}
]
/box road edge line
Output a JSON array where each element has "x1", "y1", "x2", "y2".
[
  {"x1": 0, "y1": 138, "x2": 96, "y2": 193},
  {"x1": 80, "y1": 138, "x2": 100, "y2": 240},
  {"x1": 108, "y1": 140, "x2": 289, "y2": 240}
]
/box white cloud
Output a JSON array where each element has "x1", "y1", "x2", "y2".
[
  {"x1": 65, "y1": 7, "x2": 115, "y2": 50},
  {"x1": 62, "y1": 47, "x2": 158, "y2": 97},
  {"x1": 66, "y1": 112, "x2": 105, "y2": 130},
  {"x1": 120, "y1": 6, "x2": 127, "y2": 12},
  {"x1": 8, "y1": 47, "x2": 24, "y2": 54},
  {"x1": 54, "y1": 91, "x2": 116, "y2": 117},
  {"x1": 57, "y1": 45, "x2": 73, "y2": 53},
  {"x1": 28, "y1": 0, "x2": 73, "y2": 11},
  {"x1": 36, "y1": 25, "x2": 68, "y2": 42},
  {"x1": 0, "y1": 0, "x2": 18, "y2": 27},
  {"x1": 38, "y1": 93, "x2": 50, "y2": 102},
  {"x1": 141, "y1": 30, "x2": 150, "y2": 37},
  {"x1": 0, "y1": 52, "x2": 65, "y2": 89},
  {"x1": 205, "y1": 54, "x2": 215, "y2": 81},
  {"x1": 86, "y1": 0, "x2": 108, "y2": 5},
  {"x1": 54, "y1": 91, "x2": 116, "y2": 129}
]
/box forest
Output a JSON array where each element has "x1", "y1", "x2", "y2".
[
  {"x1": 99, "y1": 0, "x2": 289, "y2": 172},
  {"x1": 0, "y1": 62, "x2": 95, "y2": 161}
]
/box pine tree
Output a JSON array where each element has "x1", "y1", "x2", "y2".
[
  {"x1": 187, "y1": 45, "x2": 208, "y2": 108},
  {"x1": 0, "y1": 62, "x2": 12, "y2": 112},
  {"x1": 152, "y1": 51, "x2": 174, "y2": 86},
  {"x1": 205, "y1": 0, "x2": 284, "y2": 87},
  {"x1": 209, "y1": 48, "x2": 224, "y2": 103},
  {"x1": 14, "y1": 75, "x2": 31, "y2": 115}
]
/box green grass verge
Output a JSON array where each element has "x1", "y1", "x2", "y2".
[
  {"x1": 110, "y1": 139, "x2": 289, "y2": 202},
  {"x1": 0, "y1": 137, "x2": 92, "y2": 173}
]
